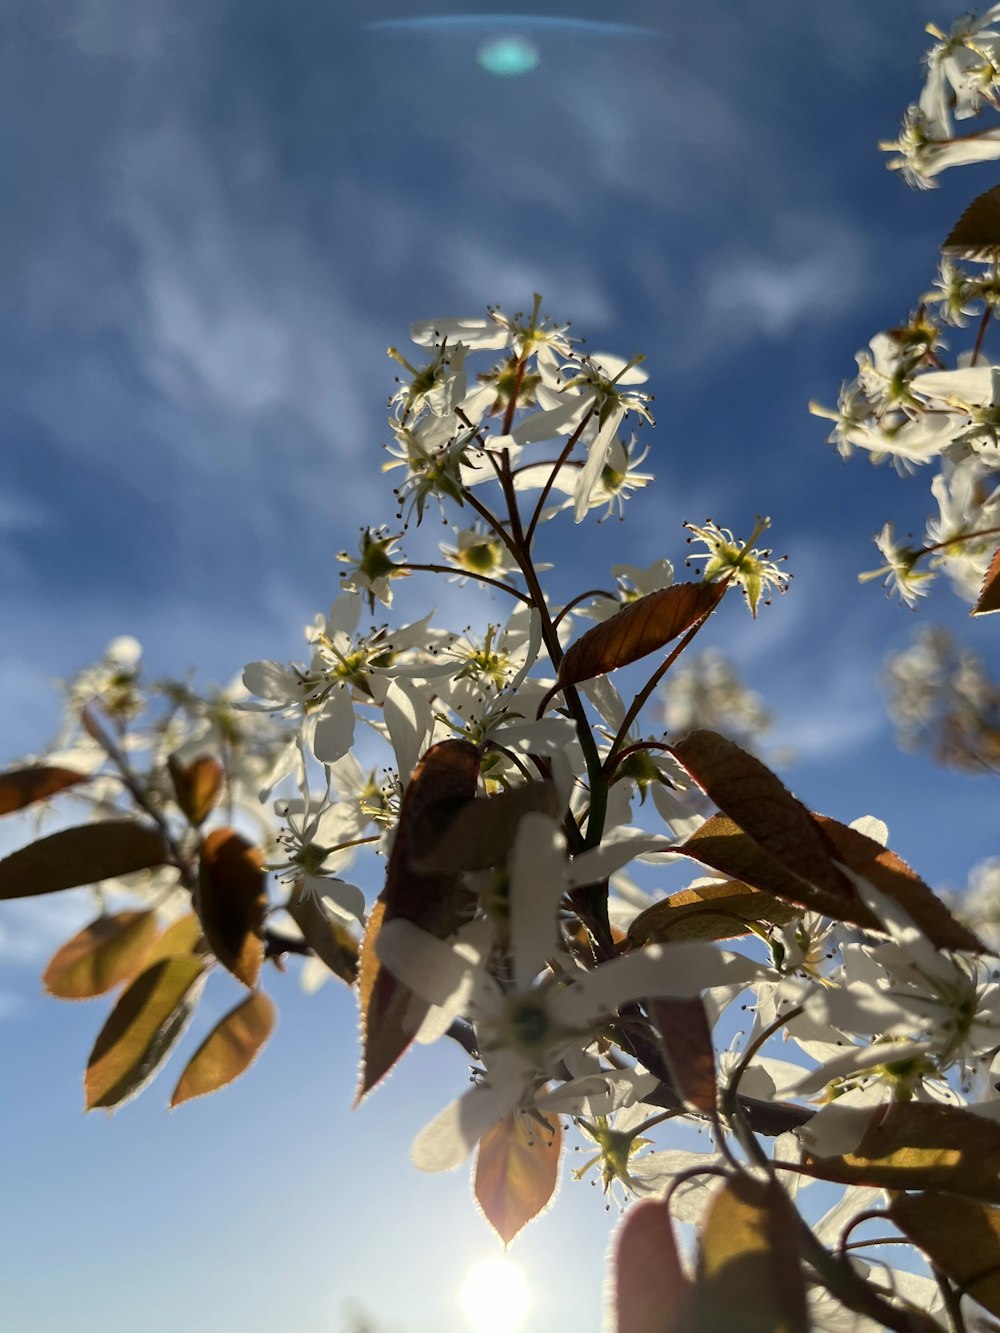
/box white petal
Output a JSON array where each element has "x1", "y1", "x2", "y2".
[
  {"x1": 794, "y1": 1086, "x2": 885, "y2": 1157},
  {"x1": 410, "y1": 317, "x2": 511, "y2": 351},
  {"x1": 242, "y1": 659, "x2": 297, "y2": 703},
  {"x1": 383, "y1": 677, "x2": 433, "y2": 788},
  {"x1": 509, "y1": 813, "x2": 568, "y2": 991},
  {"x1": 313, "y1": 692, "x2": 356, "y2": 763},
  {"x1": 848, "y1": 815, "x2": 888, "y2": 846},
  {"x1": 318, "y1": 880, "x2": 367, "y2": 924},
  {"x1": 374, "y1": 919, "x2": 478, "y2": 1009},
  {"x1": 411, "y1": 1071, "x2": 522, "y2": 1172},
  {"x1": 911, "y1": 365, "x2": 997, "y2": 406},
  {"x1": 510, "y1": 395, "x2": 590, "y2": 445},
  {"x1": 566, "y1": 832, "x2": 675, "y2": 886},
  {"x1": 106, "y1": 635, "x2": 143, "y2": 667},
  {"x1": 788, "y1": 1039, "x2": 930, "y2": 1097},
  {"x1": 572, "y1": 406, "x2": 623, "y2": 523},
  {"x1": 554, "y1": 943, "x2": 762, "y2": 1026}
]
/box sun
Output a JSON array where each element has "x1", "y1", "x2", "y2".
[{"x1": 458, "y1": 1255, "x2": 532, "y2": 1333}]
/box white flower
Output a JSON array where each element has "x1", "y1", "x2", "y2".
[
  {"x1": 684, "y1": 516, "x2": 790, "y2": 617},
  {"x1": 882, "y1": 104, "x2": 1000, "y2": 186},
  {"x1": 375, "y1": 813, "x2": 761, "y2": 1170},
  {"x1": 387, "y1": 339, "x2": 468, "y2": 422},
  {"x1": 920, "y1": 10, "x2": 1000, "y2": 136},
  {"x1": 269, "y1": 768, "x2": 367, "y2": 923},
  {"x1": 858, "y1": 522, "x2": 934, "y2": 608}
]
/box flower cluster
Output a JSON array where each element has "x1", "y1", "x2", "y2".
[
  {"x1": 813, "y1": 11, "x2": 1000, "y2": 609},
  {"x1": 4, "y1": 267, "x2": 1000, "y2": 1328}
]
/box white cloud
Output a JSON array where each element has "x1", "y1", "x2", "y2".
[{"x1": 701, "y1": 218, "x2": 868, "y2": 344}]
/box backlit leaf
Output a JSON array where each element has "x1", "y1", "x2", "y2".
[
  {"x1": 972, "y1": 544, "x2": 1000, "y2": 616},
  {"x1": 694, "y1": 1174, "x2": 809, "y2": 1333},
  {"x1": 358, "y1": 740, "x2": 480, "y2": 1101},
  {"x1": 170, "y1": 991, "x2": 276, "y2": 1107},
  {"x1": 888, "y1": 1192, "x2": 1000, "y2": 1318},
  {"x1": 474, "y1": 1110, "x2": 562, "y2": 1247},
  {"x1": 143, "y1": 912, "x2": 204, "y2": 967},
  {"x1": 677, "y1": 814, "x2": 881, "y2": 929},
  {"x1": 628, "y1": 879, "x2": 799, "y2": 947},
  {"x1": 43, "y1": 910, "x2": 159, "y2": 999},
  {"x1": 413, "y1": 780, "x2": 559, "y2": 873},
  {"x1": 799, "y1": 1103, "x2": 1000, "y2": 1204},
  {"x1": 0, "y1": 820, "x2": 170, "y2": 901},
  {"x1": 197, "y1": 829, "x2": 267, "y2": 989},
  {"x1": 287, "y1": 889, "x2": 359, "y2": 986},
  {"x1": 357, "y1": 899, "x2": 420, "y2": 1099},
  {"x1": 609, "y1": 1196, "x2": 692, "y2": 1333},
  {"x1": 0, "y1": 765, "x2": 89, "y2": 815},
  {"x1": 557, "y1": 581, "x2": 725, "y2": 686},
  {"x1": 167, "y1": 754, "x2": 224, "y2": 826},
  {"x1": 815, "y1": 815, "x2": 984, "y2": 953},
  {"x1": 85, "y1": 955, "x2": 205, "y2": 1110},
  {"x1": 942, "y1": 185, "x2": 1000, "y2": 259},
  {"x1": 671, "y1": 731, "x2": 851, "y2": 903},
  {"x1": 649, "y1": 997, "x2": 717, "y2": 1116}
]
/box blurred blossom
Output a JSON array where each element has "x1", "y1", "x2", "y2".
[
  {"x1": 660, "y1": 647, "x2": 780, "y2": 758},
  {"x1": 884, "y1": 626, "x2": 1000, "y2": 771}
]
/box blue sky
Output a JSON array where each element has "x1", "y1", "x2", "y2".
[{"x1": 3, "y1": 3, "x2": 1000, "y2": 1330}]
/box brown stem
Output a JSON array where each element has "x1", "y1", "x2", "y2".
[
  {"x1": 552, "y1": 588, "x2": 616, "y2": 629},
  {"x1": 401, "y1": 563, "x2": 531, "y2": 604},
  {"x1": 601, "y1": 598, "x2": 725, "y2": 777},
  {"x1": 971, "y1": 305, "x2": 992, "y2": 366},
  {"x1": 82, "y1": 703, "x2": 198, "y2": 891},
  {"x1": 525, "y1": 412, "x2": 593, "y2": 546}
]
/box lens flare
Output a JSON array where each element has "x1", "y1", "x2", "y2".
[{"x1": 477, "y1": 35, "x2": 539, "y2": 77}]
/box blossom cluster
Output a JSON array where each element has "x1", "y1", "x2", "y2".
[
  {"x1": 813, "y1": 8, "x2": 1000, "y2": 609},
  {"x1": 7, "y1": 32, "x2": 1000, "y2": 1312}
]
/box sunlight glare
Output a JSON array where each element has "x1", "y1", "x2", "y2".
[{"x1": 458, "y1": 1255, "x2": 532, "y2": 1333}]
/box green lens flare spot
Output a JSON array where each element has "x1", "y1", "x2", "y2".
[{"x1": 477, "y1": 36, "x2": 539, "y2": 76}]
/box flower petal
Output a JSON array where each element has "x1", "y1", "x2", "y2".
[{"x1": 411, "y1": 1068, "x2": 522, "y2": 1172}]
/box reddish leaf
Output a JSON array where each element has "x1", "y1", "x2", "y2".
[
  {"x1": 815, "y1": 815, "x2": 984, "y2": 953},
  {"x1": 474, "y1": 1110, "x2": 562, "y2": 1246},
  {"x1": 609, "y1": 1196, "x2": 693, "y2": 1333},
  {"x1": 889, "y1": 1192, "x2": 1000, "y2": 1318},
  {"x1": 677, "y1": 814, "x2": 881, "y2": 929},
  {"x1": 694, "y1": 1174, "x2": 809, "y2": 1333},
  {"x1": 197, "y1": 829, "x2": 267, "y2": 989},
  {"x1": 170, "y1": 990, "x2": 276, "y2": 1107},
  {"x1": 43, "y1": 910, "x2": 159, "y2": 999},
  {"x1": 557, "y1": 581, "x2": 725, "y2": 687},
  {"x1": 671, "y1": 731, "x2": 852, "y2": 903},
  {"x1": 799, "y1": 1103, "x2": 1000, "y2": 1204},
  {"x1": 287, "y1": 889, "x2": 359, "y2": 986},
  {"x1": 627, "y1": 879, "x2": 799, "y2": 947},
  {"x1": 973, "y1": 544, "x2": 1000, "y2": 617},
  {"x1": 413, "y1": 781, "x2": 559, "y2": 874},
  {"x1": 358, "y1": 740, "x2": 480, "y2": 1101},
  {"x1": 649, "y1": 997, "x2": 717, "y2": 1115},
  {"x1": 85, "y1": 955, "x2": 205, "y2": 1110},
  {"x1": 356, "y1": 900, "x2": 415, "y2": 1096},
  {"x1": 167, "y1": 754, "x2": 224, "y2": 826},
  {"x1": 942, "y1": 185, "x2": 1000, "y2": 259},
  {"x1": 0, "y1": 766, "x2": 90, "y2": 816},
  {"x1": 0, "y1": 820, "x2": 170, "y2": 901}
]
